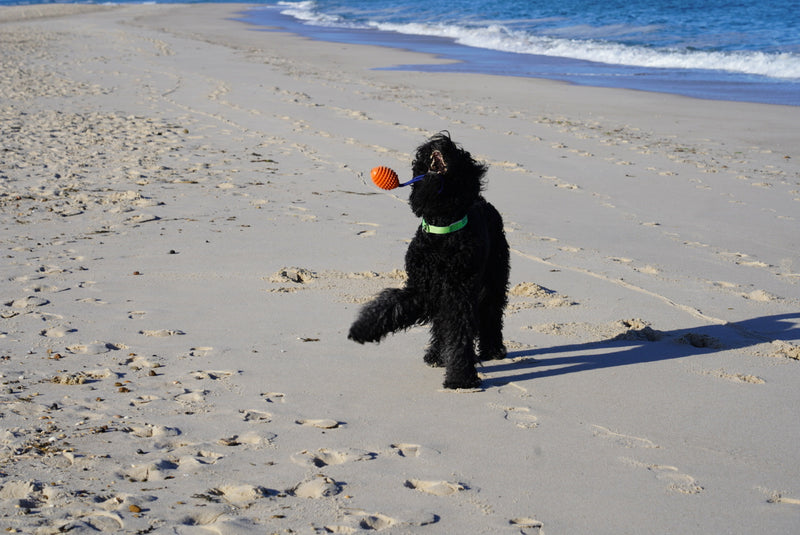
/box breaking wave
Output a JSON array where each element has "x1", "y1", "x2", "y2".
[{"x1": 277, "y1": 1, "x2": 800, "y2": 80}]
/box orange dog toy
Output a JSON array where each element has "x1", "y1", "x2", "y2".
[
  {"x1": 370, "y1": 166, "x2": 400, "y2": 190},
  {"x1": 370, "y1": 166, "x2": 426, "y2": 190}
]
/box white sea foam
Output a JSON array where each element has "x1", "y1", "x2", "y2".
[
  {"x1": 277, "y1": 1, "x2": 800, "y2": 80},
  {"x1": 372, "y1": 21, "x2": 800, "y2": 79},
  {"x1": 278, "y1": 1, "x2": 350, "y2": 26}
]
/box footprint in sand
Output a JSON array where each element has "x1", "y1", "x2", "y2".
[
  {"x1": 77, "y1": 297, "x2": 108, "y2": 305},
  {"x1": 174, "y1": 389, "x2": 208, "y2": 405},
  {"x1": 66, "y1": 341, "x2": 120, "y2": 355},
  {"x1": 759, "y1": 487, "x2": 800, "y2": 505},
  {"x1": 97, "y1": 493, "x2": 157, "y2": 513},
  {"x1": 177, "y1": 507, "x2": 226, "y2": 529},
  {"x1": 70, "y1": 512, "x2": 125, "y2": 532},
  {"x1": 40, "y1": 325, "x2": 76, "y2": 338},
  {"x1": 490, "y1": 403, "x2": 539, "y2": 429},
  {"x1": 24, "y1": 283, "x2": 61, "y2": 293},
  {"x1": 240, "y1": 409, "x2": 271, "y2": 422},
  {"x1": 176, "y1": 454, "x2": 218, "y2": 473},
  {"x1": 698, "y1": 368, "x2": 765, "y2": 384},
  {"x1": 504, "y1": 408, "x2": 539, "y2": 428},
  {"x1": 353, "y1": 221, "x2": 379, "y2": 237},
  {"x1": 140, "y1": 329, "x2": 185, "y2": 337},
  {"x1": 218, "y1": 431, "x2": 275, "y2": 448},
  {"x1": 9, "y1": 274, "x2": 40, "y2": 283},
  {"x1": 339, "y1": 510, "x2": 400, "y2": 531},
  {"x1": 591, "y1": 425, "x2": 659, "y2": 449},
  {"x1": 404, "y1": 479, "x2": 466, "y2": 496},
  {"x1": 50, "y1": 371, "x2": 94, "y2": 385},
  {"x1": 496, "y1": 382, "x2": 532, "y2": 399},
  {"x1": 291, "y1": 476, "x2": 341, "y2": 498},
  {"x1": 296, "y1": 418, "x2": 341, "y2": 429},
  {"x1": 390, "y1": 443, "x2": 421, "y2": 458},
  {"x1": 35, "y1": 265, "x2": 67, "y2": 275},
  {"x1": 326, "y1": 511, "x2": 428, "y2": 533},
  {"x1": 261, "y1": 391, "x2": 286, "y2": 403},
  {"x1": 322, "y1": 526, "x2": 358, "y2": 534},
  {"x1": 509, "y1": 517, "x2": 544, "y2": 535},
  {"x1": 126, "y1": 355, "x2": 163, "y2": 370},
  {"x1": 743, "y1": 289, "x2": 780, "y2": 302},
  {"x1": 287, "y1": 205, "x2": 317, "y2": 222},
  {"x1": 291, "y1": 448, "x2": 375, "y2": 467},
  {"x1": 131, "y1": 395, "x2": 160, "y2": 406},
  {"x1": 0, "y1": 480, "x2": 40, "y2": 502},
  {"x1": 128, "y1": 424, "x2": 181, "y2": 439},
  {"x1": 621, "y1": 457, "x2": 703, "y2": 494},
  {"x1": 6, "y1": 296, "x2": 50, "y2": 308},
  {"x1": 203, "y1": 484, "x2": 271, "y2": 505},
  {"x1": 507, "y1": 282, "x2": 575, "y2": 311},
  {"x1": 28, "y1": 311, "x2": 63, "y2": 323},
  {"x1": 389, "y1": 443, "x2": 441, "y2": 460},
  {"x1": 358, "y1": 513, "x2": 399, "y2": 530},
  {"x1": 677, "y1": 332, "x2": 721, "y2": 349},
  {"x1": 189, "y1": 370, "x2": 236, "y2": 380},
  {"x1": 269, "y1": 267, "x2": 315, "y2": 284},
  {"x1": 121, "y1": 459, "x2": 179, "y2": 482}
]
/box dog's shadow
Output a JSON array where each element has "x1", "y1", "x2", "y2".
[{"x1": 480, "y1": 312, "x2": 800, "y2": 387}]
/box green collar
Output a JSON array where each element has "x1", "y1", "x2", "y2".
[{"x1": 421, "y1": 215, "x2": 468, "y2": 234}]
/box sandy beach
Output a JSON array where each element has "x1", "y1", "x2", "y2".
[{"x1": 1, "y1": 3, "x2": 799, "y2": 533}]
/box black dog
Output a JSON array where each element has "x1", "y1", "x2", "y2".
[{"x1": 348, "y1": 132, "x2": 510, "y2": 389}]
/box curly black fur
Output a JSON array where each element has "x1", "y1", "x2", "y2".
[{"x1": 348, "y1": 132, "x2": 510, "y2": 389}]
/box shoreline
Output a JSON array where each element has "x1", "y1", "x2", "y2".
[
  {"x1": 239, "y1": 4, "x2": 800, "y2": 107},
  {"x1": 1, "y1": 4, "x2": 799, "y2": 534}
]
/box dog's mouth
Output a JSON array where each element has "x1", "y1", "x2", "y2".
[
  {"x1": 429, "y1": 150, "x2": 447, "y2": 175},
  {"x1": 404, "y1": 149, "x2": 447, "y2": 189}
]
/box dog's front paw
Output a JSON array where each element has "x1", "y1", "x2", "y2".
[
  {"x1": 443, "y1": 371, "x2": 482, "y2": 390},
  {"x1": 479, "y1": 345, "x2": 507, "y2": 361}
]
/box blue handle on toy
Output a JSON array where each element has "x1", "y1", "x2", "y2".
[{"x1": 399, "y1": 174, "x2": 426, "y2": 187}]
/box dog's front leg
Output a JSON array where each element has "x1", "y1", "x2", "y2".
[{"x1": 348, "y1": 287, "x2": 423, "y2": 344}]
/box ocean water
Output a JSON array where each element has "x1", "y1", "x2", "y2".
[
  {"x1": 244, "y1": 0, "x2": 800, "y2": 105},
  {"x1": 2, "y1": 0, "x2": 798, "y2": 104}
]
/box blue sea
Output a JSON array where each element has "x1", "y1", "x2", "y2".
[{"x1": 3, "y1": 0, "x2": 799, "y2": 105}]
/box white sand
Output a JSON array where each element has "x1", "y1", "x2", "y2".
[{"x1": 1, "y1": 4, "x2": 799, "y2": 534}]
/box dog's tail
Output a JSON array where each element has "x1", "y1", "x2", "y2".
[{"x1": 348, "y1": 288, "x2": 425, "y2": 344}]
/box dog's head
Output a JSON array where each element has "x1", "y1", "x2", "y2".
[{"x1": 409, "y1": 132, "x2": 487, "y2": 220}]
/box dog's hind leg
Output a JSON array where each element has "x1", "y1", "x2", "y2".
[
  {"x1": 477, "y1": 289, "x2": 507, "y2": 361},
  {"x1": 441, "y1": 327, "x2": 481, "y2": 389},
  {"x1": 348, "y1": 287, "x2": 424, "y2": 344},
  {"x1": 478, "y1": 221, "x2": 510, "y2": 361},
  {"x1": 436, "y1": 300, "x2": 482, "y2": 389}
]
